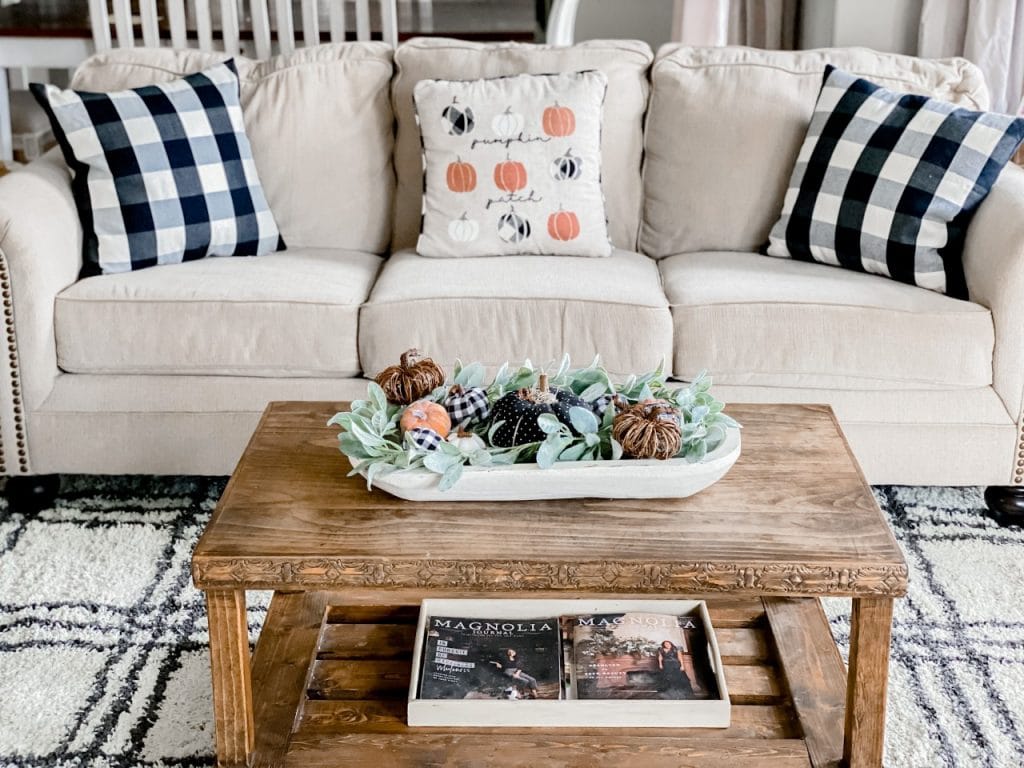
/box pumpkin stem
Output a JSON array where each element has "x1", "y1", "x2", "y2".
[
  {"x1": 399, "y1": 348, "x2": 421, "y2": 369},
  {"x1": 519, "y1": 373, "x2": 557, "y2": 404},
  {"x1": 457, "y1": 426, "x2": 473, "y2": 438}
]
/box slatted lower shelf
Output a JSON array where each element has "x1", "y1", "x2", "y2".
[{"x1": 248, "y1": 593, "x2": 847, "y2": 768}]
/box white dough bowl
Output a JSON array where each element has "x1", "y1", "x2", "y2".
[{"x1": 353, "y1": 426, "x2": 741, "y2": 501}]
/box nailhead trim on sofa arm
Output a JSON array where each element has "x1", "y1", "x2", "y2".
[{"x1": 0, "y1": 253, "x2": 28, "y2": 474}]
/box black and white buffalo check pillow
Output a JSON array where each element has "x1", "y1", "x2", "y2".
[
  {"x1": 767, "y1": 66, "x2": 1024, "y2": 298},
  {"x1": 32, "y1": 60, "x2": 283, "y2": 275}
]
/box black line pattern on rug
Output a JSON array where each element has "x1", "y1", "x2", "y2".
[{"x1": 882, "y1": 485, "x2": 1024, "y2": 766}]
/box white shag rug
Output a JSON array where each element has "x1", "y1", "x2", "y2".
[{"x1": 0, "y1": 477, "x2": 1021, "y2": 768}]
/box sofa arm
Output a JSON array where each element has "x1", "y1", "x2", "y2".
[
  {"x1": 963, "y1": 163, "x2": 1024, "y2": 484},
  {"x1": 0, "y1": 149, "x2": 82, "y2": 474}
]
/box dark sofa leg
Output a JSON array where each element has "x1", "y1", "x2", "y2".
[
  {"x1": 4, "y1": 474, "x2": 60, "y2": 513},
  {"x1": 985, "y1": 486, "x2": 1024, "y2": 527}
]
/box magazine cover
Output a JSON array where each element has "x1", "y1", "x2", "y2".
[
  {"x1": 419, "y1": 615, "x2": 562, "y2": 700},
  {"x1": 572, "y1": 611, "x2": 719, "y2": 700}
]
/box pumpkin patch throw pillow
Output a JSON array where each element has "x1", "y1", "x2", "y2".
[{"x1": 413, "y1": 71, "x2": 612, "y2": 258}]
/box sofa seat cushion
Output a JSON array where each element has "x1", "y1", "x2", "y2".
[
  {"x1": 359, "y1": 249, "x2": 673, "y2": 376},
  {"x1": 661, "y1": 251, "x2": 993, "y2": 389},
  {"x1": 55, "y1": 248, "x2": 382, "y2": 377}
]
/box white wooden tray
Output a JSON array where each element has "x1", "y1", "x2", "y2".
[
  {"x1": 408, "y1": 598, "x2": 730, "y2": 728},
  {"x1": 354, "y1": 426, "x2": 740, "y2": 501}
]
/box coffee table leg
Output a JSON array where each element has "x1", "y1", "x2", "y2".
[
  {"x1": 206, "y1": 589, "x2": 255, "y2": 767},
  {"x1": 843, "y1": 597, "x2": 894, "y2": 768}
]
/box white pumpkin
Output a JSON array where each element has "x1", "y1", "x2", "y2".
[
  {"x1": 447, "y1": 430, "x2": 487, "y2": 453},
  {"x1": 491, "y1": 106, "x2": 525, "y2": 140},
  {"x1": 448, "y1": 213, "x2": 480, "y2": 243}
]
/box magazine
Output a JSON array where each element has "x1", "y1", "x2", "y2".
[
  {"x1": 571, "y1": 611, "x2": 719, "y2": 700},
  {"x1": 418, "y1": 609, "x2": 719, "y2": 703},
  {"x1": 419, "y1": 616, "x2": 562, "y2": 700}
]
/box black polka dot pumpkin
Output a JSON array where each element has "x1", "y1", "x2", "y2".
[
  {"x1": 444, "y1": 384, "x2": 491, "y2": 427},
  {"x1": 489, "y1": 374, "x2": 590, "y2": 447},
  {"x1": 441, "y1": 97, "x2": 475, "y2": 136}
]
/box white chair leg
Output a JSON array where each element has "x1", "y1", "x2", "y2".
[
  {"x1": 546, "y1": 0, "x2": 581, "y2": 45},
  {"x1": 0, "y1": 69, "x2": 12, "y2": 164}
]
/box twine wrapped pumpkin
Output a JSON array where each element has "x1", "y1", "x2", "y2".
[
  {"x1": 374, "y1": 349, "x2": 445, "y2": 404},
  {"x1": 612, "y1": 399, "x2": 682, "y2": 460}
]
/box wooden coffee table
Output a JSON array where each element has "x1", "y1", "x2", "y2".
[{"x1": 192, "y1": 401, "x2": 907, "y2": 768}]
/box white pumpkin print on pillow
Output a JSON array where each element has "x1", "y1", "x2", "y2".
[{"x1": 413, "y1": 71, "x2": 612, "y2": 258}]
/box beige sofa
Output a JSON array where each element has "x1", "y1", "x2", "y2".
[{"x1": 0, "y1": 39, "x2": 1020, "y2": 493}]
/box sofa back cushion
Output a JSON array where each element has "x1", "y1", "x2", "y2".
[
  {"x1": 640, "y1": 46, "x2": 989, "y2": 258},
  {"x1": 392, "y1": 37, "x2": 653, "y2": 252},
  {"x1": 72, "y1": 44, "x2": 395, "y2": 254}
]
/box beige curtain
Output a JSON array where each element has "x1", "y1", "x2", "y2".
[
  {"x1": 674, "y1": 0, "x2": 800, "y2": 49},
  {"x1": 919, "y1": 0, "x2": 1024, "y2": 115}
]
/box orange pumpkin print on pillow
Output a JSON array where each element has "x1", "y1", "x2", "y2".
[
  {"x1": 543, "y1": 103, "x2": 576, "y2": 137},
  {"x1": 548, "y1": 207, "x2": 581, "y2": 241},
  {"x1": 446, "y1": 158, "x2": 477, "y2": 192},
  {"x1": 494, "y1": 157, "x2": 528, "y2": 193}
]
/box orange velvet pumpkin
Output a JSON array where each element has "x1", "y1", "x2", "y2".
[
  {"x1": 493, "y1": 159, "x2": 528, "y2": 192},
  {"x1": 446, "y1": 158, "x2": 477, "y2": 193},
  {"x1": 542, "y1": 103, "x2": 576, "y2": 137},
  {"x1": 547, "y1": 208, "x2": 581, "y2": 241},
  {"x1": 400, "y1": 400, "x2": 452, "y2": 438}
]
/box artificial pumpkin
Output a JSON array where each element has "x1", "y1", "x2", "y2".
[
  {"x1": 447, "y1": 428, "x2": 487, "y2": 453},
  {"x1": 550, "y1": 148, "x2": 583, "y2": 181},
  {"x1": 498, "y1": 209, "x2": 531, "y2": 243},
  {"x1": 446, "y1": 158, "x2": 477, "y2": 192},
  {"x1": 491, "y1": 106, "x2": 525, "y2": 140},
  {"x1": 542, "y1": 102, "x2": 576, "y2": 137},
  {"x1": 408, "y1": 427, "x2": 443, "y2": 452},
  {"x1": 441, "y1": 97, "x2": 475, "y2": 136},
  {"x1": 448, "y1": 213, "x2": 480, "y2": 243},
  {"x1": 493, "y1": 158, "x2": 528, "y2": 193},
  {"x1": 548, "y1": 208, "x2": 581, "y2": 241},
  {"x1": 591, "y1": 394, "x2": 614, "y2": 419},
  {"x1": 489, "y1": 374, "x2": 589, "y2": 447},
  {"x1": 444, "y1": 384, "x2": 491, "y2": 426},
  {"x1": 374, "y1": 349, "x2": 446, "y2": 404},
  {"x1": 612, "y1": 399, "x2": 682, "y2": 460},
  {"x1": 400, "y1": 400, "x2": 452, "y2": 438}
]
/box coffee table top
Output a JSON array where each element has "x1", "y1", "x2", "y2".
[{"x1": 192, "y1": 401, "x2": 907, "y2": 597}]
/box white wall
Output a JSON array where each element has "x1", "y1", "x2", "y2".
[
  {"x1": 570, "y1": 0, "x2": 677, "y2": 51},
  {"x1": 566, "y1": 0, "x2": 924, "y2": 54},
  {"x1": 802, "y1": 0, "x2": 922, "y2": 54}
]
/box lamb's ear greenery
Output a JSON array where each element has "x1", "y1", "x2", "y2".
[{"x1": 329, "y1": 358, "x2": 739, "y2": 491}]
